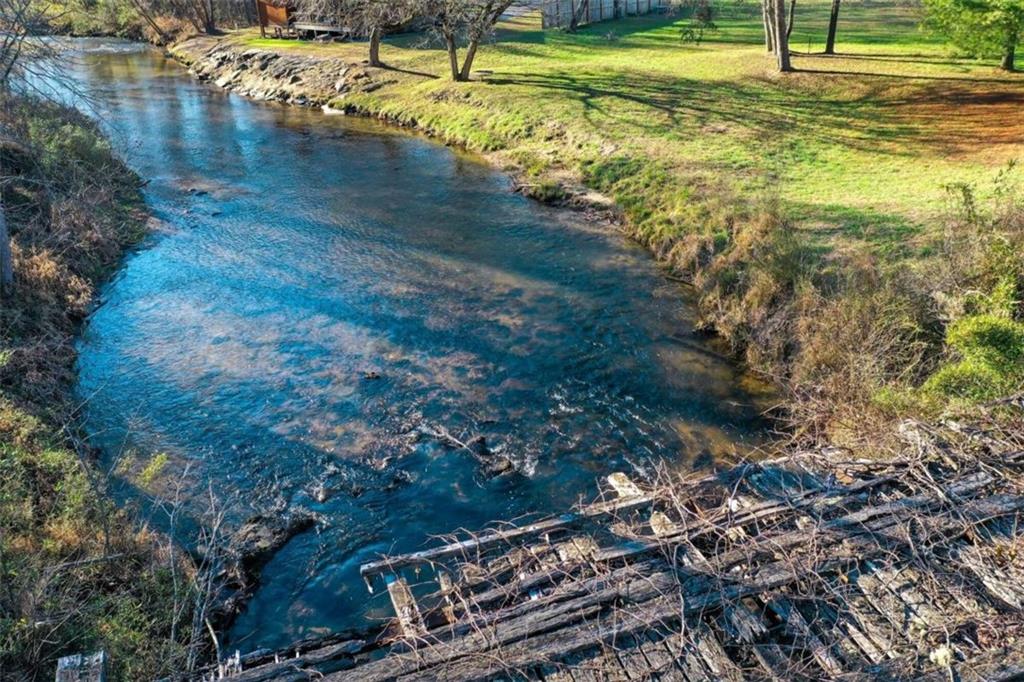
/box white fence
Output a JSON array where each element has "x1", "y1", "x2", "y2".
[{"x1": 539, "y1": 0, "x2": 669, "y2": 29}]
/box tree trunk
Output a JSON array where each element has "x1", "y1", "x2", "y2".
[
  {"x1": 204, "y1": 0, "x2": 215, "y2": 33},
  {"x1": 128, "y1": 0, "x2": 170, "y2": 42},
  {"x1": 763, "y1": 0, "x2": 775, "y2": 52},
  {"x1": 444, "y1": 33, "x2": 460, "y2": 81},
  {"x1": 1002, "y1": 35, "x2": 1016, "y2": 71},
  {"x1": 824, "y1": 0, "x2": 840, "y2": 54},
  {"x1": 786, "y1": 0, "x2": 796, "y2": 39},
  {"x1": 0, "y1": 201, "x2": 12, "y2": 297},
  {"x1": 369, "y1": 25, "x2": 382, "y2": 66},
  {"x1": 458, "y1": 39, "x2": 480, "y2": 81},
  {"x1": 773, "y1": 0, "x2": 792, "y2": 71},
  {"x1": 569, "y1": 0, "x2": 588, "y2": 31}
]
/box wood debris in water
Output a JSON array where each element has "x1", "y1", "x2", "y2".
[{"x1": 193, "y1": 416, "x2": 1024, "y2": 681}]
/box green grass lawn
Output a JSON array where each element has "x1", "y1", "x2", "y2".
[{"x1": 233, "y1": 1, "x2": 1022, "y2": 262}]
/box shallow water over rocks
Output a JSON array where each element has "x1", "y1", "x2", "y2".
[{"x1": 70, "y1": 40, "x2": 771, "y2": 650}]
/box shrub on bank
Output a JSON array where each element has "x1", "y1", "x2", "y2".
[
  {"x1": 0, "y1": 97, "x2": 193, "y2": 680},
  {"x1": 669, "y1": 165, "x2": 1024, "y2": 443},
  {"x1": 924, "y1": 315, "x2": 1024, "y2": 402}
]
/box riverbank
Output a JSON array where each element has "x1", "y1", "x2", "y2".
[
  {"x1": 0, "y1": 98, "x2": 184, "y2": 679},
  {"x1": 172, "y1": 2, "x2": 1024, "y2": 447}
]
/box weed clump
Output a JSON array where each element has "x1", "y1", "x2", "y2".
[{"x1": 923, "y1": 314, "x2": 1024, "y2": 401}]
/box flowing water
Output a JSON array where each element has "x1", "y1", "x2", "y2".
[{"x1": 69, "y1": 40, "x2": 772, "y2": 651}]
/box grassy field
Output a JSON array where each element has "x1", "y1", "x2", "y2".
[
  {"x1": 236, "y1": 1, "x2": 1022, "y2": 258},
  {"x1": 219, "y1": 0, "x2": 1024, "y2": 440}
]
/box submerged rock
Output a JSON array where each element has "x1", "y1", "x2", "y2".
[{"x1": 468, "y1": 435, "x2": 514, "y2": 477}]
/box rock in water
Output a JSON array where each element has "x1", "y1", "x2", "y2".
[
  {"x1": 231, "y1": 510, "x2": 316, "y2": 577},
  {"x1": 467, "y1": 435, "x2": 490, "y2": 459},
  {"x1": 212, "y1": 510, "x2": 318, "y2": 629},
  {"x1": 468, "y1": 435, "x2": 514, "y2": 477}
]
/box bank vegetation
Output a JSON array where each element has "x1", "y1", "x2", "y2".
[{"x1": 0, "y1": 18, "x2": 230, "y2": 674}]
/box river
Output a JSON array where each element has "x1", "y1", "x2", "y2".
[{"x1": 68, "y1": 40, "x2": 771, "y2": 652}]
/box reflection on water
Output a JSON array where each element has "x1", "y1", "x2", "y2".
[{"x1": 70, "y1": 40, "x2": 773, "y2": 650}]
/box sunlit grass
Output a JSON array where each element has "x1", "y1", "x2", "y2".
[{"x1": 228, "y1": 0, "x2": 1023, "y2": 259}]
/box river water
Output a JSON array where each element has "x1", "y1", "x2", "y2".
[{"x1": 69, "y1": 40, "x2": 771, "y2": 651}]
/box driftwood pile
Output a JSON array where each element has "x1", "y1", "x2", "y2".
[{"x1": 201, "y1": 416, "x2": 1024, "y2": 681}]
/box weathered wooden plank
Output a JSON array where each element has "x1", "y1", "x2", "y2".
[
  {"x1": 613, "y1": 635, "x2": 652, "y2": 680},
  {"x1": 386, "y1": 574, "x2": 424, "y2": 638},
  {"x1": 608, "y1": 473, "x2": 644, "y2": 499},
  {"x1": 837, "y1": 585, "x2": 903, "y2": 664},
  {"x1": 790, "y1": 597, "x2": 867, "y2": 669},
  {"x1": 633, "y1": 629, "x2": 682, "y2": 679},
  {"x1": 375, "y1": 491, "x2": 1024, "y2": 681},
  {"x1": 436, "y1": 570, "x2": 457, "y2": 625},
  {"x1": 865, "y1": 562, "x2": 944, "y2": 632},
  {"x1": 649, "y1": 511, "x2": 676, "y2": 538},
  {"x1": 923, "y1": 539, "x2": 1001, "y2": 618},
  {"x1": 834, "y1": 611, "x2": 889, "y2": 666},
  {"x1": 201, "y1": 639, "x2": 368, "y2": 682},
  {"x1": 361, "y1": 492, "x2": 655, "y2": 581},
  {"x1": 564, "y1": 655, "x2": 607, "y2": 682},
  {"x1": 721, "y1": 600, "x2": 768, "y2": 644},
  {"x1": 657, "y1": 628, "x2": 714, "y2": 682},
  {"x1": 747, "y1": 642, "x2": 792, "y2": 681},
  {"x1": 363, "y1": 466, "x2": 902, "y2": 587},
  {"x1": 391, "y1": 594, "x2": 684, "y2": 681},
  {"x1": 836, "y1": 642, "x2": 1024, "y2": 681},
  {"x1": 598, "y1": 647, "x2": 632, "y2": 682},
  {"x1": 338, "y1": 475, "x2": 1024, "y2": 682},
  {"x1": 853, "y1": 566, "x2": 925, "y2": 641},
  {"x1": 56, "y1": 651, "x2": 108, "y2": 682},
  {"x1": 599, "y1": 471, "x2": 998, "y2": 576},
  {"x1": 719, "y1": 601, "x2": 790, "y2": 680},
  {"x1": 689, "y1": 621, "x2": 745, "y2": 682},
  {"x1": 768, "y1": 595, "x2": 844, "y2": 675},
  {"x1": 536, "y1": 663, "x2": 576, "y2": 682}
]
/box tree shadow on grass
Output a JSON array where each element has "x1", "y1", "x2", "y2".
[
  {"x1": 488, "y1": 66, "x2": 1022, "y2": 158},
  {"x1": 808, "y1": 51, "x2": 983, "y2": 67},
  {"x1": 379, "y1": 63, "x2": 439, "y2": 79},
  {"x1": 785, "y1": 202, "x2": 926, "y2": 259},
  {"x1": 486, "y1": 70, "x2": 931, "y2": 156}
]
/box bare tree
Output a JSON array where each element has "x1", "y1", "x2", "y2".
[
  {"x1": 130, "y1": 0, "x2": 217, "y2": 37},
  {"x1": 568, "y1": 0, "x2": 589, "y2": 31},
  {"x1": 427, "y1": 0, "x2": 515, "y2": 81},
  {"x1": 0, "y1": 0, "x2": 59, "y2": 298},
  {"x1": 762, "y1": 0, "x2": 775, "y2": 52},
  {"x1": 301, "y1": 0, "x2": 422, "y2": 67}
]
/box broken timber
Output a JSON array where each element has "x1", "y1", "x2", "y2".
[{"x1": 199, "y1": 418, "x2": 1024, "y2": 680}]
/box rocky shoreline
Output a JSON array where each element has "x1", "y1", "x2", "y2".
[
  {"x1": 170, "y1": 36, "x2": 618, "y2": 212},
  {"x1": 173, "y1": 38, "x2": 369, "y2": 107}
]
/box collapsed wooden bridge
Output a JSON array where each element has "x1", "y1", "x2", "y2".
[{"x1": 209, "y1": 417, "x2": 1024, "y2": 681}]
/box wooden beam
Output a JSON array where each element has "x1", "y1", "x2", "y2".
[{"x1": 385, "y1": 574, "x2": 424, "y2": 638}]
